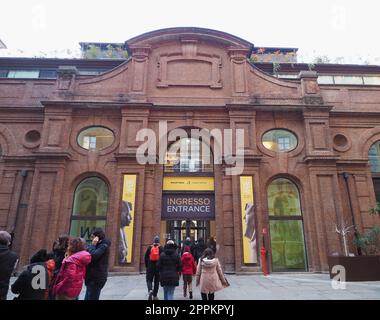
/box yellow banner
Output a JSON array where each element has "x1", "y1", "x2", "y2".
[
  {"x1": 120, "y1": 175, "x2": 137, "y2": 264},
  {"x1": 240, "y1": 176, "x2": 258, "y2": 264},
  {"x1": 163, "y1": 176, "x2": 214, "y2": 191}
]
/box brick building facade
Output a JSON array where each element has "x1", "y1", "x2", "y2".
[{"x1": 0, "y1": 28, "x2": 380, "y2": 273}]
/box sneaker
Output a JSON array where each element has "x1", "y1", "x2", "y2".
[
  {"x1": 148, "y1": 290, "x2": 153, "y2": 301},
  {"x1": 153, "y1": 296, "x2": 159, "y2": 300},
  {"x1": 189, "y1": 291, "x2": 193, "y2": 299},
  {"x1": 183, "y1": 290, "x2": 187, "y2": 298}
]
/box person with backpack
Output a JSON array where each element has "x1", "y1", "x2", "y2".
[
  {"x1": 181, "y1": 246, "x2": 197, "y2": 299},
  {"x1": 0, "y1": 231, "x2": 19, "y2": 300},
  {"x1": 11, "y1": 249, "x2": 55, "y2": 300},
  {"x1": 144, "y1": 235, "x2": 163, "y2": 300},
  {"x1": 157, "y1": 240, "x2": 182, "y2": 300},
  {"x1": 196, "y1": 248, "x2": 229, "y2": 300}
]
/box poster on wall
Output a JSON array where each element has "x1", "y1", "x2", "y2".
[
  {"x1": 240, "y1": 176, "x2": 258, "y2": 264},
  {"x1": 119, "y1": 174, "x2": 137, "y2": 264}
]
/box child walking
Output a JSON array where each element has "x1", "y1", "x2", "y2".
[{"x1": 181, "y1": 246, "x2": 196, "y2": 299}]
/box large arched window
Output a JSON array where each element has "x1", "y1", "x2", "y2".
[
  {"x1": 369, "y1": 141, "x2": 380, "y2": 201},
  {"x1": 164, "y1": 137, "x2": 213, "y2": 173},
  {"x1": 69, "y1": 177, "x2": 108, "y2": 243},
  {"x1": 267, "y1": 178, "x2": 307, "y2": 271}
]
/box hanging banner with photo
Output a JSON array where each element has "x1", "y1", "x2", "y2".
[
  {"x1": 240, "y1": 176, "x2": 258, "y2": 264},
  {"x1": 120, "y1": 174, "x2": 137, "y2": 264}
]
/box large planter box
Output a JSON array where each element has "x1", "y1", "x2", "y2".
[{"x1": 328, "y1": 255, "x2": 380, "y2": 281}]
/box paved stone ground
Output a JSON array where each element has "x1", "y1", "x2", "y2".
[{"x1": 6, "y1": 273, "x2": 380, "y2": 300}]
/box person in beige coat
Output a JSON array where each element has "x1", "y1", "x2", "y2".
[{"x1": 195, "y1": 248, "x2": 229, "y2": 300}]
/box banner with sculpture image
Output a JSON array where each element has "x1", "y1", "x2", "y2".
[
  {"x1": 119, "y1": 174, "x2": 136, "y2": 264},
  {"x1": 240, "y1": 176, "x2": 258, "y2": 264}
]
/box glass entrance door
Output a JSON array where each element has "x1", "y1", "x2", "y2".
[{"x1": 166, "y1": 220, "x2": 210, "y2": 247}]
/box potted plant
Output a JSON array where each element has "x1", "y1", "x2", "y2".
[{"x1": 328, "y1": 219, "x2": 380, "y2": 281}]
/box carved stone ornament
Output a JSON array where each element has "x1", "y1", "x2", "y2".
[{"x1": 156, "y1": 39, "x2": 222, "y2": 88}]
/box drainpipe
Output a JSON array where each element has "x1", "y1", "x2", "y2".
[
  {"x1": 342, "y1": 172, "x2": 362, "y2": 256},
  {"x1": 10, "y1": 170, "x2": 28, "y2": 250}
]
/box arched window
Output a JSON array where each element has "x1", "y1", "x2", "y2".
[
  {"x1": 267, "y1": 178, "x2": 307, "y2": 271},
  {"x1": 164, "y1": 137, "x2": 213, "y2": 173},
  {"x1": 369, "y1": 141, "x2": 380, "y2": 201},
  {"x1": 69, "y1": 177, "x2": 108, "y2": 243}
]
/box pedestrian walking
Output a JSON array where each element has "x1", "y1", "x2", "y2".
[
  {"x1": 85, "y1": 228, "x2": 111, "y2": 300},
  {"x1": 180, "y1": 237, "x2": 192, "y2": 256},
  {"x1": 181, "y1": 246, "x2": 196, "y2": 299},
  {"x1": 157, "y1": 240, "x2": 182, "y2": 300},
  {"x1": 144, "y1": 235, "x2": 163, "y2": 300},
  {"x1": 53, "y1": 237, "x2": 91, "y2": 300},
  {"x1": 11, "y1": 249, "x2": 55, "y2": 300},
  {"x1": 0, "y1": 231, "x2": 19, "y2": 300},
  {"x1": 191, "y1": 237, "x2": 206, "y2": 263},
  {"x1": 196, "y1": 248, "x2": 229, "y2": 300},
  {"x1": 207, "y1": 236, "x2": 217, "y2": 254}
]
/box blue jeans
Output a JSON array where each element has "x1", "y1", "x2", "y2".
[
  {"x1": 163, "y1": 286, "x2": 175, "y2": 300},
  {"x1": 85, "y1": 283, "x2": 103, "y2": 300}
]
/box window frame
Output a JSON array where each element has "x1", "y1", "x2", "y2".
[
  {"x1": 267, "y1": 177, "x2": 308, "y2": 271},
  {"x1": 262, "y1": 129, "x2": 298, "y2": 153},
  {"x1": 69, "y1": 176, "x2": 109, "y2": 240},
  {"x1": 76, "y1": 126, "x2": 115, "y2": 152}
]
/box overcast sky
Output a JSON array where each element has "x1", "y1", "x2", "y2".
[{"x1": 0, "y1": 0, "x2": 379, "y2": 64}]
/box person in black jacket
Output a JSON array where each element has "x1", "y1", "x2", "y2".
[
  {"x1": 207, "y1": 236, "x2": 217, "y2": 254},
  {"x1": 85, "y1": 228, "x2": 111, "y2": 300},
  {"x1": 0, "y1": 231, "x2": 19, "y2": 300},
  {"x1": 11, "y1": 249, "x2": 52, "y2": 300},
  {"x1": 144, "y1": 236, "x2": 163, "y2": 300},
  {"x1": 157, "y1": 240, "x2": 182, "y2": 300},
  {"x1": 180, "y1": 237, "x2": 193, "y2": 256},
  {"x1": 49, "y1": 235, "x2": 69, "y2": 272},
  {"x1": 47, "y1": 234, "x2": 69, "y2": 300},
  {"x1": 192, "y1": 237, "x2": 206, "y2": 263}
]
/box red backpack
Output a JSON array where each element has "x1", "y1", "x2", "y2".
[{"x1": 149, "y1": 245, "x2": 160, "y2": 261}]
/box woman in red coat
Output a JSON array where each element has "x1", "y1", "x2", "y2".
[
  {"x1": 53, "y1": 238, "x2": 91, "y2": 300},
  {"x1": 181, "y1": 246, "x2": 197, "y2": 299}
]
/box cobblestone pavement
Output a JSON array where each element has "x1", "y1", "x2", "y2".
[{"x1": 6, "y1": 273, "x2": 380, "y2": 300}]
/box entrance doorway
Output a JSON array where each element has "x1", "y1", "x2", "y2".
[
  {"x1": 160, "y1": 219, "x2": 215, "y2": 248},
  {"x1": 168, "y1": 219, "x2": 208, "y2": 244}
]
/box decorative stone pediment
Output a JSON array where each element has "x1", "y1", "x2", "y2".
[{"x1": 156, "y1": 39, "x2": 222, "y2": 88}]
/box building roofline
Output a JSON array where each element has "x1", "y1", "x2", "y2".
[
  {"x1": 125, "y1": 27, "x2": 254, "y2": 56},
  {"x1": 1, "y1": 57, "x2": 380, "y2": 75}
]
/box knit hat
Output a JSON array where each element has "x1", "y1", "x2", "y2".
[
  {"x1": 153, "y1": 236, "x2": 160, "y2": 244},
  {"x1": 166, "y1": 240, "x2": 175, "y2": 245}
]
